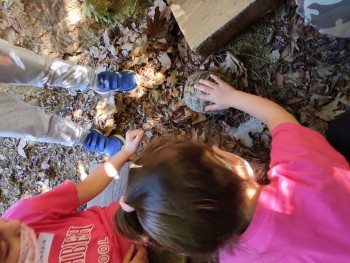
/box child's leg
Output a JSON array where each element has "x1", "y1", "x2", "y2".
[
  {"x1": 0, "y1": 39, "x2": 97, "y2": 91},
  {"x1": 0, "y1": 91, "x2": 89, "y2": 146},
  {"x1": 326, "y1": 110, "x2": 350, "y2": 162},
  {"x1": 0, "y1": 91, "x2": 124, "y2": 156},
  {"x1": 0, "y1": 39, "x2": 140, "y2": 94}
]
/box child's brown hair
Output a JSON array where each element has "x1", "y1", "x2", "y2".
[{"x1": 115, "y1": 137, "x2": 247, "y2": 257}]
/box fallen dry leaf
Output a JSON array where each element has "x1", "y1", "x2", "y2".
[
  {"x1": 166, "y1": 72, "x2": 177, "y2": 89},
  {"x1": 316, "y1": 62, "x2": 334, "y2": 78},
  {"x1": 283, "y1": 71, "x2": 300, "y2": 85},
  {"x1": 145, "y1": 6, "x2": 168, "y2": 37},
  {"x1": 315, "y1": 99, "x2": 344, "y2": 121},
  {"x1": 103, "y1": 28, "x2": 117, "y2": 56},
  {"x1": 269, "y1": 50, "x2": 280, "y2": 62},
  {"x1": 192, "y1": 113, "x2": 207, "y2": 125},
  {"x1": 158, "y1": 52, "x2": 171, "y2": 70},
  {"x1": 276, "y1": 72, "x2": 284, "y2": 88},
  {"x1": 226, "y1": 118, "x2": 265, "y2": 148},
  {"x1": 104, "y1": 119, "x2": 116, "y2": 136},
  {"x1": 17, "y1": 139, "x2": 27, "y2": 158}
]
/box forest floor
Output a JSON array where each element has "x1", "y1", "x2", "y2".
[{"x1": 0, "y1": 0, "x2": 349, "y2": 221}]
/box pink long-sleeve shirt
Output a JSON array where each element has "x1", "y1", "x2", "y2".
[{"x1": 220, "y1": 123, "x2": 350, "y2": 262}]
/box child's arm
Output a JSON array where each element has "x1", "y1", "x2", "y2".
[
  {"x1": 195, "y1": 74, "x2": 299, "y2": 131},
  {"x1": 76, "y1": 129, "x2": 144, "y2": 205}
]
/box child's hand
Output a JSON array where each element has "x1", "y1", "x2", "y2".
[
  {"x1": 122, "y1": 244, "x2": 149, "y2": 263},
  {"x1": 194, "y1": 74, "x2": 236, "y2": 111},
  {"x1": 123, "y1": 130, "x2": 145, "y2": 157}
]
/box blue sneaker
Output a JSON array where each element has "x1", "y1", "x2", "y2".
[
  {"x1": 96, "y1": 70, "x2": 140, "y2": 95},
  {"x1": 82, "y1": 129, "x2": 125, "y2": 157}
]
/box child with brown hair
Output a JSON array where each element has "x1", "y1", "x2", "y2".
[{"x1": 113, "y1": 75, "x2": 350, "y2": 262}]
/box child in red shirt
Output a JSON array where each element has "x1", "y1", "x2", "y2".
[{"x1": 1, "y1": 130, "x2": 147, "y2": 263}]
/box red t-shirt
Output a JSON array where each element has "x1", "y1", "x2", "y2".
[
  {"x1": 3, "y1": 180, "x2": 132, "y2": 263},
  {"x1": 220, "y1": 123, "x2": 350, "y2": 262}
]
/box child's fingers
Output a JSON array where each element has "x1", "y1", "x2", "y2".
[
  {"x1": 197, "y1": 93, "x2": 213, "y2": 102},
  {"x1": 126, "y1": 130, "x2": 144, "y2": 142},
  {"x1": 131, "y1": 131, "x2": 144, "y2": 142},
  {"x1": 198, "y1": 78, "x2": 219, "y2": 89},
  {"x1": 211, "y1": 74, "x2": 238, "y2": 90},
  {"x1": 122, "y1": 244, "x2": 135, "y2": 263},
  {"x1": 134, "y1": 131, "x2": 145, "y2": 143},
  {"x1": 125, "y1": 130, "x2": 136, "y2": 140},
  {"x1": 136, "y1": 130, "x2": 145, "y2": 138},
  {"x1": 210, "y1": 74, "x2": 225, "y2": 85},
  {"x1": 127, "y1": 129, "x2": 143, "y2": 137},
  {"x1": 205, "y1": 104, "x2": 222, "y2": 111},
  {"x1": 194, "y1": 83, "x2": 214, "y2": 94}
]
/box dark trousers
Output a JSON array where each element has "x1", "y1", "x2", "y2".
[{"x1": 326, "y1": 110, "x2": 350, "y2": 163}]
